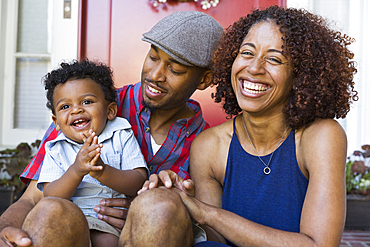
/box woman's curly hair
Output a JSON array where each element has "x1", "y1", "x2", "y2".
[
  {"x1": 211, "y1": 5, "x2": 358, "y2": 129},
  {"x1": 44, "y1": 59, "x2": 117, "y2": 114}
]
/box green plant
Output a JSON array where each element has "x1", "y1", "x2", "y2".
[
  {"x1": 0, "y1": 140, "x2": 41, "y2": 191},
  {"x1": 346, "y1": 145, "x2": 370, "y2": 195}
]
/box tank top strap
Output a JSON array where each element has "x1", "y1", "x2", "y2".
[{"x1": 232, "y1": 116, "x2": 237, "y2": 134}]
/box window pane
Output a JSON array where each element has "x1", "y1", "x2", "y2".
[
  {"x1": 17, "y1": 0, "x2": 49, "y2": 53},
  {"x1": 14, "y1": 57, "x2": 50, "y2": 129},
  {"x1": 313, "y1": 0, "x2": 349, "y2": 33}
]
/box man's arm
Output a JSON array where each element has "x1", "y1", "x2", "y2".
[{"x1": 0, "y1": 180, "x2": 43, "y2": 246}]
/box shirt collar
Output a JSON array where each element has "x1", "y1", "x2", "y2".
[{"x1": 49, "y1": 118, "x2": 131, "y2": 146}]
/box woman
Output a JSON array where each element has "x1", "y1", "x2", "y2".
[
  {"x1": 139, "y1": 5, "x2": 357, "y2": 246},
  {"x1": 179, "y1": 5, "x2": 357, "y2": 246}
]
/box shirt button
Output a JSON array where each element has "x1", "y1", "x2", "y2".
[
  {"x1": 136, "y1": 110, "x2": 139, "y2": 115},
  {"x1": 149, "y1": 166, "x2": 153, "y2": 171},
  {"x1": 186, "y1": 130, "x2": 190, "y2": 135},
  {"x1": 145, "y1": 127, "x2": 150, "y2": 132},
  {"x1": 144, "y1": 108, "x2": 148, "y2": 112}
]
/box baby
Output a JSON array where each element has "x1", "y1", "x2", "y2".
[{"x1": 37, "y1": 60, "x2": 147, "y2": 247}]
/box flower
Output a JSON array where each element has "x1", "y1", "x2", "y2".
[
  {"x1": 346, "y1": 145, "x2": 370, "y2": 195},
  {"x1": 149, "y1": 0, "x2": 219, "y2": 9}
]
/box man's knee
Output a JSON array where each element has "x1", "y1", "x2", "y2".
[
  {"x1": 120, "y1": 188, "x2": 193, "y2": 247},
  {"x1": 132, "y1": 188, "x2": 192, "y2": 225},
  {"x1": 22, "y1": 197, "x2": 89, "y2": 246}
]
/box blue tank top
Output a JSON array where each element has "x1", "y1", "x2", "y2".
[{"x1": 222, "y1": 118, "x2": 308, "y2": 246}]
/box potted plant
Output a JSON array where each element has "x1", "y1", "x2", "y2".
[
  {"x1": 345, "y1": 144, "x2": 370, "y2": 230},
  {"x1": 0, "y1": 140, "x2": 40, "y2": 214}
]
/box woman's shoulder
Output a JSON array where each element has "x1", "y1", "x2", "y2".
[
  {"x1": 191, "y1": 118, "x2": 234, "y2": 158},
  {"x1": 195, "y1": 118, "x2": 234, "y2": 145},
  {"x1": 190, "y1": 118, "x2": 234, "y2": 183},
  {"x1": 296, "y1": 118, "x2": 347, "y2": 172},
  {"x1": 298, "y1": 118, "x2": 345, "y2": 142}
]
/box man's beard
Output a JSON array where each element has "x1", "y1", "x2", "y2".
[{"x1": 142, "y1": 99, "x2": 157, "y2": 113}]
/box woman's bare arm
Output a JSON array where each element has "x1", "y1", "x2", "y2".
[{"x1": 182, "y1": 119, "x2": 346, "y2": 247}]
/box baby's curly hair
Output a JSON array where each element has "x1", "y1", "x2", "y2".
[
  {"x1": 212, "y1": 5, "x2": 358, "y2": 129},
  {"x1": 44, "y1": 59, "x2": 117, "y2": 114}
]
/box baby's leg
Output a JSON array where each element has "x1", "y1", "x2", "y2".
[{"x1": 90, "y1": 230, "x2": 119, "y2": 247}]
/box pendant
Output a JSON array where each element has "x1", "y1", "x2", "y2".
[{"x1": 263, "y1": 167, "x2": 271, "y2": 175}]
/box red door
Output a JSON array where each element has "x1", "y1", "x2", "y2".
[{"x1": 78, "y1": 0, "x2": 286, "y2": 127}]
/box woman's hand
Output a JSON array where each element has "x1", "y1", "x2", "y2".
[
  {"x1": 178, "y1": 190, "x2": 208, "y2": 225},
  {"x1": 93, "y1": 197, "x2": 133, "y2": 230}
]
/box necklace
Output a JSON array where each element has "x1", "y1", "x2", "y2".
[{"x1": 242, "y1": 117, "x2": 289, "y2": 175}]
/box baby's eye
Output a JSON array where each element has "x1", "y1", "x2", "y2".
[
  {"x1": 60, "y1": 105, "x2": 69, "y2": 110},
  {"x1": 82, "y1": 100, "x2": 93, "y2": 105}
]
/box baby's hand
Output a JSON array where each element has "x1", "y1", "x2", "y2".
[
  {"x1": 89, "y1": 155, "x2": 106, "y2": 179},
  {"x1": 72, "y1": 130, "x2": 104, "y2": 177}
]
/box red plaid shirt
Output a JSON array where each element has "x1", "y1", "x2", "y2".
[{"x1": 21, "y1": 82, "x2": 209, "y2": 184}]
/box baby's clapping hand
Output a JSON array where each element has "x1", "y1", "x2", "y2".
[
  {"x1": 89, "y1": 155, "x2": 105, "y2": 179},
  {"x1": 72, "y1": 130, "x2": 104, "y2": 178}
]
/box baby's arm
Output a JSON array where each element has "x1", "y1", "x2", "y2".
[
  {"x1": 43, "y1": 131, "x2": 103, "y2": 199},
  {"x1": 95, "y1": 167, "x2": 147, "y2": 197},
  {"x1": 90, "y1": 127, "x2": 148, "y2": 197}
]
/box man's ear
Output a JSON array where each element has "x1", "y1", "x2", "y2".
[
  {"x1": 107, "y1": 102, "x2": 117, "y2": 120},
  {"x1": 196, "y1": 70, "x2": 212, "y2": 91},
  {"x1": 52, "y1": 115, "x2": 60, "y2": 131}
]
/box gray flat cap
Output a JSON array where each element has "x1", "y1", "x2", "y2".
[{"x1": 142, "y1": 11, "x2": 224, "y2": 68}]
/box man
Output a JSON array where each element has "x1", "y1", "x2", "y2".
[{"x1": 0, "y1": 11, "x2": 223, "y2": 246}]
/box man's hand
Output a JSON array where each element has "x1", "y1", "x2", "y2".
[
  {"x1": 138, "y1": 170, "x2": 195, "y2": 196},
  {"x1": 0, "y1": 227, "x2": 32, "y2": 247},
  {"x1": 93, "y1": 197, "x2": 133, "y2": 230}
]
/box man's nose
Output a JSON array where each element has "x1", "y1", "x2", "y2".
[{"x1": 150, "y1": 63, "x2": 166, "y2": 83}]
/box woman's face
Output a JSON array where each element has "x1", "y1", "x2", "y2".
[{"x1": 231, "y1": 21, "x2": 294, "y2": 116}]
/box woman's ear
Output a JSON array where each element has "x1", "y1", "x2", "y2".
[
  {"x1": 52, "y1": 115, "x2": 60, "y2": 131},
  {"x1": 107, "y1": 102, "x2": 118, "y2": 120},
  {"x1": 196, "y1": 70, "x2": 212, "y2": 91}
]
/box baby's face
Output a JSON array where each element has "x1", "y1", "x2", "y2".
[{"x1": 52, "y1": 78, "x2": 116, "y2": 143}]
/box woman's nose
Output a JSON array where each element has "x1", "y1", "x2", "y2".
[{"x1": 247, "y1": 57, "x2": 266, "y2": 75}]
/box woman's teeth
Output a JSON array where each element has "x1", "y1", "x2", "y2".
[{"x1": 243, "y1": 81, "x2": 268, "y2": 93}]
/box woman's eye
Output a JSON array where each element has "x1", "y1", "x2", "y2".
[
  {"x1": 266, "y1": 57, "x2": 283, "y2": 65},
  {"x1": 241, "y1": 50, "x2": 253, "y2": 56}
]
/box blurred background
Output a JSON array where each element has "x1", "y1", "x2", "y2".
[{"x1": 0, "y1": 0, "x2": 368, "y2": 157}]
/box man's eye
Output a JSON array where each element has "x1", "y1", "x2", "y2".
[
  {"x1": 170, "y1": 68, "x2": 183, "y2": 75},
  {"x1": 168, "y1": 64, "x2": 185, "y2": 75},
  {"x1": 149, "y1": 55, "x2": 158, "y2": 61}
]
